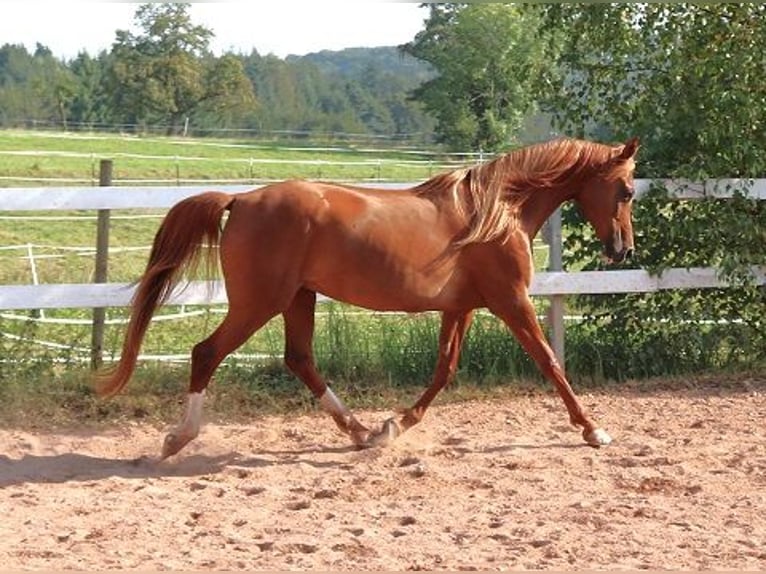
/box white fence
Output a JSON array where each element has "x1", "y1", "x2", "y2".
[
  {"x1": 1, "y1": 179, "x2": 764, "y2": 366},
  {"x1": 1, "y1": 266, "x2": 758, "y2": 311},
  {"x1": 1, "y1": 178, "x2": 765, "y2": 213}
]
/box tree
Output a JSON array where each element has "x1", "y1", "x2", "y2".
[
  {"x1": 106, "y1": 3, "x2": 254, "y2": 134},
  {"x1": 194, "y1": 54, "x2": 256, "y2": 129},
  {"x1": 542, "y1": 4, "x2": 766, "y2": 179},
  {"x1": 34, "y1": 50, "x2": 76, "y2": 130},
  {"x1": 239, "y1": 50, "x2": 420, "y2": 137},
  {"x1": 0, "y1": 43, "x2": 74, "y2": 128},
  {"x1": 0, "y1": 44, "x2": 37, "y2": 125},
  {"x1": 67, "y1": 51, "x2": 111, "y2": 129},
  {"x1": 402, "y1": 4, "x2": 549, "y2": 151},
  {"x1": 539, "y1": 4, "x2": 766, "y2": 375}
]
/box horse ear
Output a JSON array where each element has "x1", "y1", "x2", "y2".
[{"x1": 619, "y1": 136, "x2": 640, "y2": 159}]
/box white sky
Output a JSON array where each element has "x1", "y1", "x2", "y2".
[{"x1": 0, "y1": 2, "x2": 429, "y2": 60}]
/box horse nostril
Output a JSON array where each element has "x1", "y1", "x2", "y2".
[{"x1": 625, "y1": 248, "x2": 634, "y2": 260}]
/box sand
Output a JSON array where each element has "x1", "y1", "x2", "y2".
[{"x1": 1, "y1": 376, "x2": 765, "y2": 570}]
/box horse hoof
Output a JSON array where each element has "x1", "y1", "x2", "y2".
[
  {"x1": 367, "y1": 418, "x2": 402, "y2": 448},
  {"x1": 161, "y1": 432, "x2": 187, "y2": 460},
  {"x1": 583, "y1": 428, "x2": 612, "y2": 447},
  {"x1": 349, "y1": 428, "x2": 371, "y2": 447}
]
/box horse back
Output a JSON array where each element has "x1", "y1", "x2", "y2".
[{"x1": 222, "y1": 180, "x2": 481, "y2": 312}]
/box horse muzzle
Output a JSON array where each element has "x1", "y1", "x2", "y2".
[
  {"x1": 603, "y1": 243, "x2": 634, "y2": 264},
  {"x1": 603, "y1": 231, "x2": 633, "y2": 264}
]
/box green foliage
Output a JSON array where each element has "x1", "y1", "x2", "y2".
[
  {"x1": 543, "y1": 4, "x2": 766, "y2": 178},
  {"x1": 562, "y1": 189, "x2": 765, "y2": 376},
  {"x1": 402, "y1": 4, "x2": 549, "y2": 151},
  {"x1": 105, "y1": 4, "x2": 255, "y2": 134},
  {"x1": 537, "y1": 4, "x2": 766, "y2": 376},
  {"x1": 0, "y1": 10, "x2": 434, "y2": 140},
  {"x1": 238, "y1": 50, "x2": 433, "y2": 138},
  {"x1": 0, "y1": 43, "x2": 76, "y2": 127},
  {"x1": 67, "y1": 52, "x2": 111, "y2": 128}
]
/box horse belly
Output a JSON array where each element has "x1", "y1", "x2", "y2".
[
  {"x1": 303, "y1": 240, "x2": 468, "y2": 312},
  {"x1": 311, "y1": 273, "x2": 459, "y2": 312}
]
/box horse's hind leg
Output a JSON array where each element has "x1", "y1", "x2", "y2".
[
  {"x1": 368, "y1": 310, "x2": 474, "y2": 447},
  {"x1": 283, "y1": 288, "x2": 371, "y2": 445},
  {"x1": 162, "y1": 306, "x2": 277, "y2": 459}
]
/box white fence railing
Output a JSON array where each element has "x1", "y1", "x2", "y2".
[
  {"x1": 1, "y1": 178, "x2": 764, "y2": 212},
  {"x1": 1, "y1": 179, "x2": 764, "y2": 366},
  {"x1": 0, "y1": 266, "x2": 761, "y2": 311}
]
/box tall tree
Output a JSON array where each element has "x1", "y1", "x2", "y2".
[
  {"x1": 402, "y1": 4, "x2": 549, "y2": 151},
  {"x1": 0, "y1": 43, "x2": 74, "y2": 128},
  {"x1": 194, "y1": 53, "x2": 256, "y2": 129},
  {"x1": 106, "y1": 3, "x2": 254, "y2": 134},
  {"x1": 67, "y1": 51, "x2": 111, "y2": 129},
  {"x1": 0, "y1": 44, "x2": 38, "y2": 125}
]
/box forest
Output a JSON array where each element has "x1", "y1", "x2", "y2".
[{"x1": 0, "y1": 39, "x2": 435, "y2": 142}]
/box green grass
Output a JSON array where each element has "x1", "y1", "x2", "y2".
[
  {"x1": 0, "y1": 129, "x2": 449, "y2": 185},
  {"x1": 0, "y1": 301, "x2": 543, "y2": 429},
  {"x1": 0, "y1": 304, "x2": 759, "y2": 430},
  {"x1": 0, "y1": 211, "x2": 163, "y2": 284}
]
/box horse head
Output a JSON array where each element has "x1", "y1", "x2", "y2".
[{"x1": 574, "y1": 137, "x2": 640, "y2": 264}]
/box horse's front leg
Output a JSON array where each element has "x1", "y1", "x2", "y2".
[
  {"x1": 490, "y1": 292, "x2": 611, "y2": 447},
  {"x1": 367, "y1": 310, "x2": 474, "y2": 447}
]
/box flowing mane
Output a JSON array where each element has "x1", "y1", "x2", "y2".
[{"x1": 414, "y1": 137, "x2": 630, "y2": 246}]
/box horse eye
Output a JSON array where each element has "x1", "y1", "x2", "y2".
[{"x1": 621, "y1": 185, "x2": 635, "y2": 201}]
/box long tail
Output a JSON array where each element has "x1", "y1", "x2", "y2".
[{"x1": 95, "y1": 191, "x2": 235, "y2": 397}]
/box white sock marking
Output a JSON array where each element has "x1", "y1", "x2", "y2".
[
  {"x1": 175, "y1": 391, "x2": 205, "y2": 440},
  {"x1": 319, "y1": 387, "x2": 350, "y2": 419}
]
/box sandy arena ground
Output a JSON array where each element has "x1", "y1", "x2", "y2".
[{"x1": 1, "y1": 375, "x2": 765, "y2": 570}]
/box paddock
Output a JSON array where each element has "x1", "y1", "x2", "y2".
[
  {"x1": 1, "y1": 172, "x2": 764, "y2": 569},
  {"x1": 1, "y1": 373, "x2": 764, "y2": 570}
]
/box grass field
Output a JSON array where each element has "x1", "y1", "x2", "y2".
[{"x1": 0, "y1": 129, "x2": 454, "y2": 185}]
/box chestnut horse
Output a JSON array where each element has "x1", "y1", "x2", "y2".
[{"x1": 97, "y1": 136, "x2": 640, "y2": 459}]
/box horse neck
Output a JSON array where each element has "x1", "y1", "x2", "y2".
[{"x1": 519, "y1": 182, "x2": 576, "y2": 239}]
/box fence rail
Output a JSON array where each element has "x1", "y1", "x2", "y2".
[
  {"x1": 0, "y1": 267, "x2": 762, "y2": 312},
  {"x1": 1, "y1": 178, "x2": 764, "y2": 367},
  {"x1": 1, "y1": 179, "x2": 764, "y2": 213}
]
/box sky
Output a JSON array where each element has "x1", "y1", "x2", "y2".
[{"x1": 0, "y1": 2, "x2": 429, "y2": 60}]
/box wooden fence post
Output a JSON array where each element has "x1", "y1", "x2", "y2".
[
  {"x1": 90, "y1": 159, "x2": 112, "y2": 370},
  {"x1": 546, "y1": 207, "x2": 566, "y2": 370}
]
